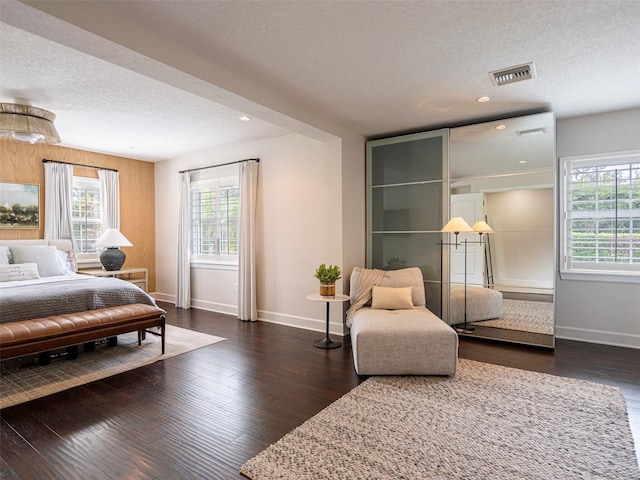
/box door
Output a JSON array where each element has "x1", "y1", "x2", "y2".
[
  {"x1": 366, "y1": 129, "x2": 448, "y2": 316},
  {"x1": 450, "y1": 193, "x2": 484, "y2": 285}
]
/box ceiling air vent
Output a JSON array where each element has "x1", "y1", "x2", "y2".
[
  {"x1": 516, "y1": 127, "x2": 546, "y2": 137},
  {"x1": 489, "y1": 62, "x2": 536, "y2": 86}
]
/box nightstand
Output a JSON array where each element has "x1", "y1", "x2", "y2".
[{"x1": 81, "y1": 267, "x2": 148, "y2": 292}]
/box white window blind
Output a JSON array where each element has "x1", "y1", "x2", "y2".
[
  {"x1": 191, "y1": 175, "x2": 239, "y2": 265},
  {"x1": 560, "y1": 150, "x2": 640, "y2": 282}
]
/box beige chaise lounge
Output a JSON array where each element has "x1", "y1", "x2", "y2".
[
  {"x1": 348, "y1": 267, "x2": 458, "y2": 376},
  {"x1": 449, "y1": 284, "x2": 503, "y2": 326}
]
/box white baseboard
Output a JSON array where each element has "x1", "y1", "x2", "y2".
[
  {"x1": 191, "y1": 299, "x2": 237, "y2": 316},
  {"x1": 151, "y1": 292, "x2": 175, "y2": 304},
  {"x1": 555, "y1": 325, "x2": 640, "y2": 349},
  {"x1": 151, "y1": 292, "x2": 237, "y2": 316},
  {"x1": 496, "y1": 286, "x2": 554, "y2": 295},
  {"x1": 256, "y1": 309, "x2": 347, "y2": 336},
  {"x1": 151, "y1": 292, "x2": 347, "y2": 336},
  {"x1": 493, "y1": 278, "x2": 554, "y2": 292}
]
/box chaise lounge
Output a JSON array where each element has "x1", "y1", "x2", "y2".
[{"x1": 347, "y1": 267, "x2": 458, "y2": 376}]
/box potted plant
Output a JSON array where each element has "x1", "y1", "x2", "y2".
[{"x1": 314, "y1": 263, "x2": 342, "y2": 296}]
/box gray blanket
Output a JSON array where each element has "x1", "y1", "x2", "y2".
[{"x1": 0, "y1": 277, "x2": 157, "y2": 323}]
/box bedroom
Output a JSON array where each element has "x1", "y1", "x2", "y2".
[{"x1": 1, "y1": 1, "x2": 639, "y2": 478}]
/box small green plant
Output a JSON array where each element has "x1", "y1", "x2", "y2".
[{"x1": 314, "y1": 263, "x2": 342, "y2": 282}]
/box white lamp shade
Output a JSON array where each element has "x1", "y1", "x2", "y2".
[
  {"x1": 472, "y1": 220, "x2": 494, "y2": 234},
  {"x1": 441, "y1": 217, "x2": 473, "y2": 234},
  {"x1": 96, "y1": 228, "x2": 133, "y2": 248}
]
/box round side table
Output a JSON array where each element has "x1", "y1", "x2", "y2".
[{"x1": 306, "y1": 293, "x2": 350, "y2": 349}]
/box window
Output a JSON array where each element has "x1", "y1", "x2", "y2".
[
  {"x1": 72, "y1": 177, "x2": 103, "y2": 255},
  {"x1": 560, "y1": 150, "x2": 640, "y2": 282},
  {"x1": 191, "y1": 175, "x2": 239, "y2": 265}
]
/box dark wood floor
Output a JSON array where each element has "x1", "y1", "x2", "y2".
[{"x1": 1, "y1": 302, "x2": 638, "y2": 479}]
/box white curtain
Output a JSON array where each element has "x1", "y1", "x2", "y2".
[
  {"x1": 238, "y1": 160, "x2": 259, "y2": 321},
  {"x1": 176, "y1": 171, "x2": 192, "y2": 309},
  {"x1": 44, "y1": 162, "x2": 74, "y2": 240},
  {"x1": 98, "y1": 170, "x2": 120, "y2": 230}
]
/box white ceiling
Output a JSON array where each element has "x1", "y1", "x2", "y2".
[{"x1": 1, "y1": 0, "x2": 639, "y2": 162}]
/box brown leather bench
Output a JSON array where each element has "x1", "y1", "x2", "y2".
[{"x1": 0, "y1": 304, "x2": 167, "y2": 362}]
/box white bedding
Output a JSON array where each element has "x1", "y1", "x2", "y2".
[
  {"x1": 0, "y1": 274, "x2": 157, "y2": 323},
  {"x1": 0, "y1": 239, "x2": 157, "y2": 323},
  {"x1": 0, "y1": 273, "x2": 91, "y2": 289}
]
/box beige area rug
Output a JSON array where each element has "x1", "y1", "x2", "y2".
[
  {"x1": 0, "y1": 325, "x2": 225, "y2": 409},
  {"x1": 241, "y1": 359, "x2": 639, "y2": 480},
  {"x1": 471, "y1": 298, "x2": 555, "y2": 335}
]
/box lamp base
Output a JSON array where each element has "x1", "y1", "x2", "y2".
[{"x1": 100, "y1": 248, "x2": 126, "y2": 271}]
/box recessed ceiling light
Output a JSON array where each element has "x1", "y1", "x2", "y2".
[
  {"x1": 519, "y1": 160, "x2": 527, "y2": 164},
  {"x1": 477, "y1": 96, "x2": 491, "y2": 103},
  {"x1": 495, "y1": 124, "x2": 506, "y2": 130},
  {"x1": 239, "y1": 115, "x2": 252, "y2": 121}
]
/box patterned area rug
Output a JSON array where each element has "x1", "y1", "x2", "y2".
[
  {"x1": 241, "y1": 359, "x2": 639, "y2": 479},
  {"x1": 0, "y1": 325, "x2": 224, "y2": 409},
  {"x1": 471, "y1": 298, "x2": 554, "y2": 334}
]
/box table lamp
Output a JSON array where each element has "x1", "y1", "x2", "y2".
[{"x1": 96, "y1": 228, "x2": 133, "y2": 271}]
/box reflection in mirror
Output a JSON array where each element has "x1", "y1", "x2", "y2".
[{"x1": 448, "y1": 112, "x2": 555, "y2": 348}]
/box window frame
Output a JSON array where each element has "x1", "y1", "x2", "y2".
[
  {"x1": 190, "y1": 174, "x2": 239, "y2": 269},
  {"x1": 559, "y1": 149, "x2": 640, "y2": 284},
  {"x1": 71, "y1": 176, "x2": 103, "y2": 264}
]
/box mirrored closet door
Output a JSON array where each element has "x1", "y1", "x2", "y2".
[{"x1": 448, "y1": 112, "x2": 556, "y2": 348}]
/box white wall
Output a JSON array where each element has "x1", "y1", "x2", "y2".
[
  {"x1": 555, "y1": 108, "x2": 640, "y2": 348},
  {"x1": 485, "y1": 188, "x2": 554, "y2": 292},
  {"x1": 154, "y1": 133, "x2": 357, "y2": 335},
  {"x1": 340, "y1": 130, "x2": 367, "y2": 287}
]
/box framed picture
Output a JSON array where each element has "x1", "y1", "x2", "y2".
[{"x1": 0, "y1": 182, "x2": 40, "y2": 229}]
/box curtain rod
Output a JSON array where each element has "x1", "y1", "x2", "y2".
[
  {"x1": 179, "y1": 158, "x2": 259, "y2": 174},
  {"x1": 42, "y1": 159, "x2": 118, "y2": 173}
]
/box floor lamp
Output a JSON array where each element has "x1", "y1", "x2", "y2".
[
  {"x1": 441, "y1": 217, "x2": 494, "y2": 332},
  {"x1": 441, "y1": 217, "x2": 473, "y2": 330}
]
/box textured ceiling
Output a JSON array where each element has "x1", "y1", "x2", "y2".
[
  {"x1": 0, "y1": 20, "x2": 291, "y2": 161},
  {"x1": 1, "y1": 0, "x2": 639, "y2": 162}
]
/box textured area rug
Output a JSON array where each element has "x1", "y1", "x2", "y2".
[
  {"x1": 471, "y1": 298, "x2": 554, "y2": 335},
  {"x1": 1, "y1": 325, "x2": 224, "y2": 409},
  {"x1": 241, "y1": 359, "x2": 639, "y2": 480}
]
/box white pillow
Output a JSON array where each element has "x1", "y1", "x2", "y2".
[
  {"x1": 9, "y1": 245, "x2": 67, "y2": 277},
  {"x1": 64, "y1": 249, "x2": 78, "y2": 272},
  {"x1": 0, "y1": 246, "x2": 11, "y2": 265},
  {"x1": 0, "y1": 263, "x2": 40, "y2": 282},
  {"x1": 371, "y1": 286, "x2": 414, "y2": 310},
  {"x1": 56, "y1": 249, "x2": 72, "y2": 274}
]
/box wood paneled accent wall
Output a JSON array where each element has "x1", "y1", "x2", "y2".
[{"x1": 0, "y1": 140, "x2": 156, "y2": 292}]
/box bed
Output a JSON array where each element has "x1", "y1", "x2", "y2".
[
  {"x1": 0, "y1": 239, "x2": 164, "y2": 362},
  {"x1": 0, "y1": 239, "x2": 157, "y2": 323}
]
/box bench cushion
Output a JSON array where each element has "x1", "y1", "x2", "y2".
[{"x1": 0, "y1": 304, "x2": 166, "y2": 359}]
